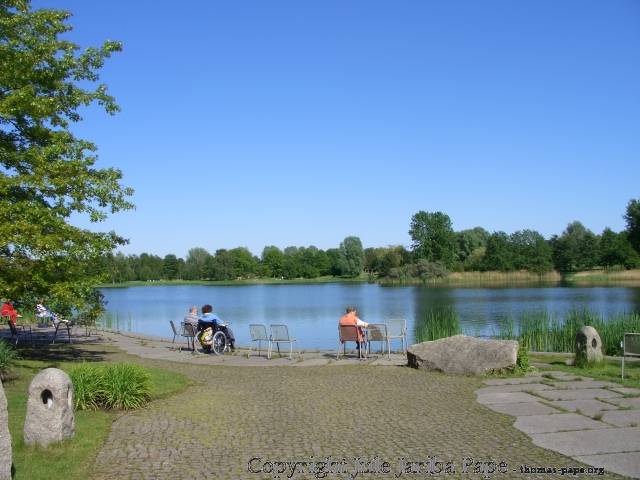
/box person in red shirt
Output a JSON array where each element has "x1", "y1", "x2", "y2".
[
  {"x1": 2, "y1": 300, "x2": 21, "y2": 323},
  {"x1": 339, "y1": 306, "x2": 369, "y2": 352}
]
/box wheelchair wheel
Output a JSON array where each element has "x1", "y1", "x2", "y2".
[{"x1": 212, "y1": 331, "x2": 227, "y2": 355}]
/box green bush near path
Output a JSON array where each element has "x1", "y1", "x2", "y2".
[{"x1": 3, "y1": 353, "x2": 188, "y2": 480}]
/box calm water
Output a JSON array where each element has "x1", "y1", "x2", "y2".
[{"x1": 99, "y1": 283, "x2": 640, "y2": 350}]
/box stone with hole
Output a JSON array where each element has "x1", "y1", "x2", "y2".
[
  {"x1": 0, "y1": 380, "x2": 12, "y2": 480},
  {"x1": 574, "y1": 326, "x2": 603, "y2": 364},
  {"x1": 407, "y1": 335, "x2": 519, "y2": 375},
  {"x1": 23, "y1": 368, "x2": 75, "y2": 447}
]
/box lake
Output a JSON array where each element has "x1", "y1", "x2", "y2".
[{"x1": 98, "y1": 283, "x2": 640, "y2": 351}]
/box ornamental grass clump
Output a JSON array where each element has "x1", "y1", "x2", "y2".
[
  {"x1": 102, "y1": 363, "x2": 152, "y2": 410},
  {"x1": 69, "y1": 362, "x2": 152, "y2": 410},
  {"x1": 69, "y1": 362, "x2": 105, "y2": 410},
  {"x1": 0, "y1": 339, "x2": 19, "y2": 380},
  {"x1": 414, "y1": 307, "x2": 462, "y2": 343}
]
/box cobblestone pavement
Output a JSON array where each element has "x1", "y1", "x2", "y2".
[{"x1": 84, "y1": 348, "x2": 630, "y2": 480}]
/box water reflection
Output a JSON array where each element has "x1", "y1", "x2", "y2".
[{"x1": 99, "y1": 283, "x2": 640, "y2": 351}]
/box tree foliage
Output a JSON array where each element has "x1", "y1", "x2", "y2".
[
  {"x1": 339, "y1": 236, "x2": 364, "y2": 278},
  {"x1": 0, "y1": 0, "x2": 132, "y2": 316},
  {"x1": 624, "y1": 198, "x2": 640, "y2": 254},
  {"x1": 409, "y1": 211, "x2": 458, "y2": 268}
]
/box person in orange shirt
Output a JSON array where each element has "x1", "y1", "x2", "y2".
[
  {"x1": 2, "y1": 300, "x2": 21, "y2": 323},
  {"x1": 339, "y1": 306, "x2": 369, "y2": 352}
]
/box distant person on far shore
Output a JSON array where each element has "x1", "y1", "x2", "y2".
[
  {"x1": 339, "y1": 306, "x2": 369, "y2": 351},
  {"x1": 183, "y1": 306, "x2": 199, "y2": 331}
]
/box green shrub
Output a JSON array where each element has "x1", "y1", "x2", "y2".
[
  {"x1": 102, "y1": 363, "x2": 152, "y2": 410},
  {"x1": 0, "y1": 339, "x2": 19, "y2": 379},
  {"x1": 69, "y1": 362, "x2": 105, "y2": 410}
]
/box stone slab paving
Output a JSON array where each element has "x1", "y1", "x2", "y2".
[
  {"x1": 601, "y1": 410, "x2": 640, "y2": 428},
  {"x1": 548, "y1": 380, "x2": 622, "y2": 389},
  {"x1": 473, "y1": 383, "x2": 554, "y2": 394},
  {"x1": 611, "y1": 388, "x2": 640, "y2": 396},
  {"x1": 484, "y1": 402, "x2": 562, "y2": 416},
  {"x1": 483, "y1": 377, "x2": 543, "y2": 385},
  {"x1": 476, "y1": 392, "x2": 543, "y2": 404},
  {"x1": 575, "y1": 453, "x2": 640, "y2": 479},
  {"x1": 514, "y1": 413, "x2": 613, "y2": 434},
  {"x1": 538, "y1": 388, "x2": 624, "y2": 401},
  {"x1": 548, "y1": 399, "x2": 619, "y2": 415},
  {"x1": 476, "y1": 371, "x2": 640, "y2": 479}
]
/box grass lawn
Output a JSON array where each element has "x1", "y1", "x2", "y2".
[
  {"x1": 529, "y1": 352, "x2": 640, "y2": 390},
  {"x1": 2, "y1": 344, "x2": 189, "y2": 480}
]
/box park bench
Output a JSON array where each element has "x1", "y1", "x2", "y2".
[{"x1": 621, "y1": 333, "x2": 640, "y2": 379}]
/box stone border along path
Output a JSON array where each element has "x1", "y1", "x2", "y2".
[
  {"x1": 1, "y1": 326, "x2": 637, "y2": 479},
  {"x1": 476, "y1": 371, "x2": 640, "y2": 479}
]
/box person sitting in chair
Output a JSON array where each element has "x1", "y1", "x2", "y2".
[
  {"x1": 198, "y1": 304, "x2": 235, "y2": 351},
  {"x1": 2, "y1": 300, "x2": 21, "y2": 323},
  {"x1": 339, "y1": 306, "x2": 369, "y2": 352},
  {"x1": 36, "y1": 300, "x2": 58, "y2": 325},
  {"x1": 183, "y1": 306, "x2": 199, "y2": 332}
]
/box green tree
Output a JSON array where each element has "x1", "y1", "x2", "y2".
[
  {"x1": 162, "y1": 254, "x2": 179, "y2": 280},
  {"x1": 313, "y1": 249, "x2": 331, "y2": 276},
  {"x1": 0, "y1": 1, "x2": 132, "y2": 316},
  {"x1": 409, "y1": 211, "x2": 458, "y2": 268},
  {"x1": 482, "y1": 232, "x2": 514, "y2": 272},
  {"x1": 326, "y1": 248, "x2": 342, "y2": 277},
  {"x1": 229, "y1": 247, "x2": 256, "y2": 278},
  {"x1": 185, "y1": 247, "x2": 210, "y2": 280},
  {"x1": 510, "y1": 230, "x2": 553, "y2": 274},
  {"x1": 339, "y1": 236, "x2": 365, "y2": 278},
  {"x1": 211, "y1": 249, "x2": 234, "y2": 280},
  {"x1": 624, "y1": 198, "x2": 640, "y2": 253},
  {"x1": 551, "y1": 222, "x2": 600, "y2": 272},
  {"x1": 261, "y1": 246, "x2": 284, "y2": 278},
  {"x1": 456, "y1": 227, "x2": 490, "y2": 262}
]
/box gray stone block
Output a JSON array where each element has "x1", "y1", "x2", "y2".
[
  {"x1": 484, "y1": 402, "x2": 563, "y2": 416},
  {"x1": 514, "y1": 413, "x2": 612, "y2": 434},
  {"x1": 531, "y1": 427, "x2": 640, "y2": 456},
  {"x1": 548, "y1": 380, "x2": 620, "y2": 389},
  {"x1": 574, "y1": 452, "x2": 640, "y2": 479},
  {"x1": 547, "y1": 399, "x2": 618, "y2": 416},
  {"x1": 407, "y1": 335, "x2": 518, "y2": 375},
  {"x1": 600, "y1": 409, "x2": 640, "y2": 427},
  {"x1": 482, "y1": 377, "x2": 541, "y2": 386},
  {"x1": 538, "y1": 388, "x2": 622, "y2": 401},
  {"x1": 0, "y1": 380, "x2": 12, "y2": 480},
  {"x1": 607, "y1": 397, "x2": 640, "y2": 408},
  {"x1": 23, "y1": 368, "x2": 75, "y2": 447},
  {"x1": 474, "y1": 383, "x2": 553, "y2": 395},
  {"x1": 475, "y1": 392, "x2": 541, "y2": 404}
]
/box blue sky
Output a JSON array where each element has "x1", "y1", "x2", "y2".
[{"x1": 38, "y1": 0, "x2": 640, "y2": 259}]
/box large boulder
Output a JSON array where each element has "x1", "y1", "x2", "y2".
[
  {"x1": 407, "y1": 335, "x2": 519, "y2": 375},
  {"x1": 0, "y1": 380, "x2": 11, "y2": 480},
  {"x1": 24, "y1": 368, "x2": 75, "y2": 447}
]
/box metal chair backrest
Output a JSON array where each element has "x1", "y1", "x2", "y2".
[
  {"x1": 624, "y1": 333, "x2": 640, "y2": 356},
  {"x1": 367, "y1": 323, "x2": 387, "y2": 342},
  {"x1": 170, "y1": 320, "x2": 180, "y2": 336},
  {"x1": 183, "y1": 322, "x2": 196, "y2": 337},
  {"x1": 388, "y1": 318, "x2": 406, "y2": 337},
  {"x1": 338, "y1": 324, "x2": 360, "y2": 342},
  {"x1": 270, "y1": 324, "x2": 291, "y2": 341},
  {"x1": 250, "y1": 324, "x2": 269, "y2": 341}
]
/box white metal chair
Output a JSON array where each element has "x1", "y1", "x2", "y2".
[
  {"x1": 388, "y1": 318, "x2": 407, "y2": 354},
  {"x1": 7, "y1": 320, "x2": 33, "y2": 347},
  {"x1": 248, "y1": 324, "x2": 270, "y2": 358},
  {"x1": 170, "y1": 320, "x2": 187, "y2": 350},
  {"x1": 337, "y1": 324, "x2": 365, "y2": 360},
  {"x1": 366, "y1": 323, "x2": 390, "y2": 360},
  {"x1": 269, "y1": 324, "x2": 300, "y2": 360},
  {"x1": 51, "y1": 318, "x2": 75, "y2": 344}
]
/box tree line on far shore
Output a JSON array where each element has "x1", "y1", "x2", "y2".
[{"x1": 102, "y1": 198, "x2": 640, "y2": 283}]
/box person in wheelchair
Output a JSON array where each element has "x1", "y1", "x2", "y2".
[{"x1": 198, "y1": 304, "x2": 236, "y2": 351}]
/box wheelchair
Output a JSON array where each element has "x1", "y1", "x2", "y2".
[{"x1": 197, "y1": 320, "x2": 231, "y2": 356}]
